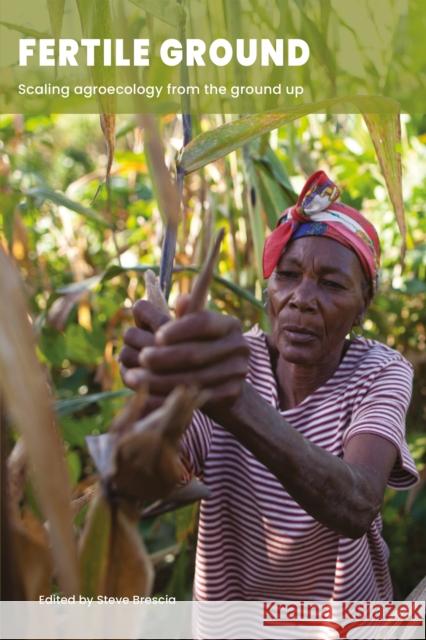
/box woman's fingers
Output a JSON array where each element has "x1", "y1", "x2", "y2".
[
  {"x1": 119, "y1": 327, "x2": 155, "y2": 370},
  {"x1": 124, "y1": 326, "x2": 155, "y2": 350},
  {"x1": 132, "y1": 299, "x2": 169, "y2": 331},
  {"x1": 119, "y1": 346, "x2": 141, "y2": 369},
  {"x1": 122, "y1": 303, "x2": 248, "y2": 412},
  {"x1": 120, "y1": 365, "x2": 146, "y2": 390},
  {"x1": 156, "y1": 311, "x2": 241, "y2": 345},
  {"x1": 133, "y1": 356, "x2": 248, "y2": 395},
  {"x1": 139, "y1": 332, "x2": 249, "y2": 372}
]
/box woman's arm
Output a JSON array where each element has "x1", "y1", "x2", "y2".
[
  {"x1": 209, "y1": 381, "x2": 397, "y2": 538},
  {"x1": 120, "y1": 300, "x2": 397, "y2": 539}
]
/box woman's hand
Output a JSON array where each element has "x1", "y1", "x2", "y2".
[
  {"x1": 120, "y1": 295, "x2": 250, "y2": 415},
  {"x1": 119, "y1": 299, "x2": 169, "y2": 391}
]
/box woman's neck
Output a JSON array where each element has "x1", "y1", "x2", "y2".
[{"x1": 271, "y1": 340, "x2": 349, "y2": 410}]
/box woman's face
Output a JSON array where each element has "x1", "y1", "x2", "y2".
[{"x1": 267, "y1": 236, "x2": 369, "y2": 366}]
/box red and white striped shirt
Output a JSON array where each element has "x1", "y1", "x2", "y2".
[{"x1": 180, "y1": 326, "x2": 418, "y2": 601}]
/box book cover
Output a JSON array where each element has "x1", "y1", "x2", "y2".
[{"x1": 0, "y1": 1, "x2": 425, "y2": 638}]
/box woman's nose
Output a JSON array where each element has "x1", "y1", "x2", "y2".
[{"x1": 289, "y1": 278, "x2": 317, "y2": 312}]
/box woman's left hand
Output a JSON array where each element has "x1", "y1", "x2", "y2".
[{"x1": 136, "y1": 295, "x2": 250, "y2": 414}]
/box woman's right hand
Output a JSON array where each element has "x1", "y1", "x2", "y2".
[{"x1": 119, "y1": 299, "x2": 169, "y2": 391}]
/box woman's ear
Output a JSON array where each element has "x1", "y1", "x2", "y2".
[
  {"x1": 352, "y1": 312, "x2": 365, "y2": 329},
  {"x1": 358, "y1": 275, "x2": 372, "y2": 323}
]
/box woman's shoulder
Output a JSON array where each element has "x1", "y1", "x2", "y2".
[{"x1": 349, "y1": 336, "x2": 413, "y2": 374}]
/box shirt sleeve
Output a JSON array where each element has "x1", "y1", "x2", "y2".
[
  {"x1": 178, "y1": 408, "x2": 214, "y2": 481},
  {"x1": 342, "y1": 358, "x2": 419, "y2": 489}
]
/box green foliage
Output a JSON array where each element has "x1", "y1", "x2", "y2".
[{"x1": 1, "y1": 111, "x2": 425, "y2": 598}]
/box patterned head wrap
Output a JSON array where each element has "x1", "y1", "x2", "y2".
[{"x1": 262, "y1": 170, "x2": 380, "y2": 293}]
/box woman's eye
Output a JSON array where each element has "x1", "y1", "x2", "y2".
[
  {"x1": 276, "y1": 270, "x2": 299, "y2": 279},
  {"x1": 322, "y1": 279, "x2": 345, "y2": 289}
]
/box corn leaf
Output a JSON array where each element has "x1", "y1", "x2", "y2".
[
  {"x1": 0, "y1": 247, "x2": 79, "y2": 595},
  {"x1": 105, "y1": 507, "x2": 154, "y2": 597},
  {"x1": 251, "y1": 142, "x2": 297, "y2": 228},
  {"x1": 255, "y1": 163, "x2": 293, "y2": 228},
  {"x1": 242, "y1": 146, "x2": 265, "y2": 283},
  {"x1": 100, "y1": 113, "x2": 116, "y2": 184},
  {"x1": 76, "y1": 0, "x2": 115, "y2": 115},
  {"x1": 138, "y1": 115, "x2": 180, "y2": 227},
  {"x1": 13, "y1": 519, "x2": 52, "y2": 599},
  {"x1": 179, "y1": 97, "x2": 398, "y2": 173},
  {"x1": 362, "y1": 111, "x2": 406, "y2": 256},
  {"x1": 79, "y1": 486, "x2": 112, "y2": 597},
  {"x1": 179, "y1": 96, "x2": 405, "y2": 258},
  {"x1": 26, "y1": 186, "x2": 113, "y2": 228},
  {"x1": 98, "y1": 264, "x2": 264, "y2": 309},
  {"x1": 55, "y1": 389, "x2": 131, "y2": 418},
  {"x1": 53, "y1": 265, "x2": 266, "y2": 310},
  {"x1": 46, "y1": 0, "x2": 65, "y2": 40},
  {"x1": 0, "y1": 21, "x2": 49, "y2": 38},
  {"x1": 128, "y1": 0, "x2": 179, "y2": 25}
]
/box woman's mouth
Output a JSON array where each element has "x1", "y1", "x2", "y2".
[{"x1": 282, "y1": 325, "x2": 318, "y2": 343}]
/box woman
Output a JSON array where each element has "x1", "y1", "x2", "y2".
[{"x1": 119, "y1": 171, "x2": 418, "y2": 601}]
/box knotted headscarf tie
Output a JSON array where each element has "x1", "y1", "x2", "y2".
[{"x1": 262, "y1": 170, "x2": 380, "y2": 293}]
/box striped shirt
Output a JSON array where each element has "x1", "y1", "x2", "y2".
[{"x1": 179, "y1": 326, "x2": 419, "y2": 601}]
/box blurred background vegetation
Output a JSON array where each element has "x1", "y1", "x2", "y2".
[{"x1": 0, "y1": 111, "x2": 425, "y2": 599}]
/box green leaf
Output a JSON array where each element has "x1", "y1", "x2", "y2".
[
  {"x1": 255, "y1": 145, "x2": 297, "y2": 201},
  {"x1": 179, "y1": 97, "x2": 405, "y2": 263},
  {"x1": 0, "y1": 20, "x2": 49, "y2": 38},
  {"x1": 26, "y1": 186, "x2": 112, "y2": 228},
  {"x1": 179, "y1": 97, "x2": 401, "y2": 174},
  {"x1": 61, "y1": 416, "x2": 100, "y2": 448},
  {"x1": 255, "y1": 163, "x2": 292, "y2": 228},
  {"x1": 298, "y1": 10, "x2": 336, "y2": 81},
  {"x1": 128, "y1": 0, "x2": 179, "y2": 25},
  {"x1": 251, "y1": 142, "x2": 297, "y2": 228},
  {"x1": 0, "y1": 193, "x2": 21, "y2": 249},
  {"x1": 175, "y1": 503, "x2": 198, "y2": 542},
  {"x1": 99, "y1": 264, "x2": 264, "y2": 309},
  {"x1": 242, "y1": 146, "x2": 265, "y2": 283},
  {"x1": 212, "y1": 273, "x2": 263, "y2": 310},
  {"x1": 362, "y1": 112, "x2": 406, "y2": 257},
  {"x1": 63, "y1": 324, "x2": 105, "y2": 366},
  {"x1": 56, "y1": 275, "x2": 103, "y2": 295},
  {"x1": 56, "y1": 390, "x2": 131, "y2": 418},
  {"x1": 46, "y1": 0, "x2": 65, "y2": 40},
  {"x1": 66, "y1": 450, "x2": 82, "y2": 486},
  {"x1": 76, "y1": 0, "x2": 115, "y2": 114}
]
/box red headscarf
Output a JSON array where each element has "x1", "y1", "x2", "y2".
[{"x1": 262, "y1": 171, "x2": 380, "y2": 292}]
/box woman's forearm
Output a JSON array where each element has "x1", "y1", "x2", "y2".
[{"x1": 206, "y1": 381, "x2": 381, "y2": 539}]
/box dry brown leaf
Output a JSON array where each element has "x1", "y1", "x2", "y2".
[
  {"x1": 77, "y1": 295, "x2": 92, "y2": 331},
  {"x1": 78, "y1": 485, "x2": 153, "y2": 599},
  {"x1": 0, "y1": 247, "x2": 79, "y2": 595},
  {"x1": 110, "y1": 386, "x2": 207, "y2": 503},
  {"x1": 100, "y1": 113, "x2": 116, "y2": 184},
  {"x1": 109, "y1": 385, "x2": 148, "y2": 436},
  {"x1": 105, "y1": 506, "x2": 153, "y2": 598},
  {"x1": 47, "y1": 290, "x2": 86, "y2": 331},
  {"x1": 144, "y1": 270, "x2": 171, "y2": 318},
  {"x1": 7, "y1": 438, "x2": 27, "y2": 513},
  {"x1": 13, "y1": 513, "x2": 52, "y2": 599},
  {"x1": 138, "y1": 115, "x2": 180, "y2": 227},
  {"x1": 71, "y1": 488, "x2": 95, "y2": 517},
  {"x1": 186, "y1": 228, "x2": 225, "y2": 313}
]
